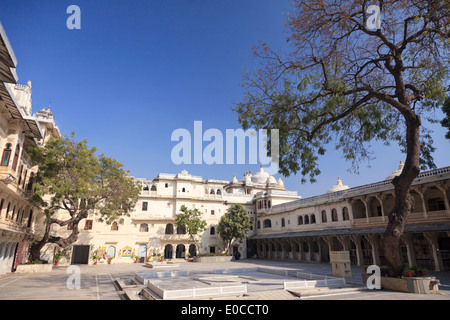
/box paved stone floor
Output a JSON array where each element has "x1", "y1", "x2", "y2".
[{"x1": 0, "y1": 259, "x2": 449, "y2": 300}]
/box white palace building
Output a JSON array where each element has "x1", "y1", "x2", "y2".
[
  {"x1": 50, "y1": 162, "x2": 450, "y2": 273},
  {"x1": 0, "y1": 21, "x2": 60, "y2": 275},
  {"x1": 0, "y1": 19, "x2": 449, "y2": 275}
]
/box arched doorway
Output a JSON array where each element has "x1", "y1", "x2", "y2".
[
  {"x1": 138, "y1": 244, "x2": 147, "y2": 263},
  {"x1": 164, "y1": 245, "x2": 173, "y2": 259},
  {"x1": 188, "y1": 244, "x2": 197, "y2": 257},
  {"x1": 106, "y1": 246, "x2": 116, "y2": 259},
  {"x1": 176, "y1": 244, "x2": 185, "y2": 258}
]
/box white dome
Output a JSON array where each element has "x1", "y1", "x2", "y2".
[
  {"x1": 326, "y1": 177, "x2": 349, "y2": 193},
  {"x1": 385, "y1": 161, "x2": 404, "y2": 180},
  {"x1": 266, "y1": 175, "x2": 277, "y2": 185},
  {"x1": 251, "y1": 166, "x2": 270, "y2": 184},
  {"x1": 277, "y1": 177, "x2": 284, "y2": 186}
]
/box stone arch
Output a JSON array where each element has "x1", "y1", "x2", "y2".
[
  {"x1": 176, "y1": 244, "x2": 185, "y2": 258},
  {"x1": 342, "y1": 207, "x2": 350, "y2": 220},
  {"x1": 177, "y1": 224, "x2": 186, "y2": 234},
  {"x1": 331, "y1": 208, "x2": 338, "y2": 221},
  {"x1": 165, "y1": 223, "x2": 174, "y2": 234},
  {"x1": 321, "y1": 210, "x2": 327, "y2": 223},
  {"x1": 189, "y1": 244, "x2": 197, "y2": 256},
  {"x1": 351, "y1": 200, "x2": 366, "y2": 219},
  {"x1": 164, "y1": 245, "x2": 173, "y2": 259},
  {"x1": 368, "y1": 197, "x2": 382, "y2": 217}
]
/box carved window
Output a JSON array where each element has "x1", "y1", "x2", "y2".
[
  {"x1": 84, "y1": 220, "x2": 93, "y2": 230},
  {"x1": 111, "y1": 222, "x2": 119, "y2": 231},
  {"x1": 263, "y1": 219, "x2": 272, "y2": 228},
  {"x1": 1, "y1": 143, "x2": 12, "y2": 166},
  {"x1": 321, "y1": 210, "x2": 327, "y2": 223},
  {"x1": 165, "y1": 223, "x2": 174, "y2": 234},
  {"x1": 332, "y1": 208, "x2": 338, "y2": 221},
  {"x1": 140, "y1": 223, "x2": 149, "y2": 232}
]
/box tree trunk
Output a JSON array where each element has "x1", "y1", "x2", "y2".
[
  {"x1": 383, "y1": 113, "x2": 421, "y2": 277},
  {"x1": 30, "y1": 223, "x2": 51, "y2": 261},
  {"x1": 30, "y1": 215, "x2": 81, "y2": 262}
]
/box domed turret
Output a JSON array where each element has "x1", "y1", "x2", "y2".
[
  {"x1": 244, "y1": 172, "x2": 252, "y2": 184},
  {"x1": 385, "y1": 161, "x2": 404, "y2": 180},
  {"x1": 276, "y1": 177, "x2": 285, "y2": 189},
  {"x1": 266, "y1": 175, "x2": 277, "y2": 185},
  {"x1": 326, "y1": 177, "x2": 349, "y2": 193},
  {"x1": 251, "y1": 165, "x2": 270, "y2": 184},
  {"x1": 277, "y1": 177, "x2": 284, "y2": 186}
]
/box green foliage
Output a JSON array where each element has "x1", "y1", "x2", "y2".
[
  {"x1": 441, "y1": 96, "x2": 450, "y2": 140},
  {"x1": 175, "y1": 205, "x2": 207, "y2": 247},
  {"x1": 235, "y1": 0, "x2": 449, "y2": 182},
  {"x1": 217, "y1": 204, "x2": 251, "y2": 254},
  {"x1": 29, "y1": 133, "x2": 141, "y2": 248},
  {"x1": 197, "y1": 252, "x2": 231, "y2": 257}
]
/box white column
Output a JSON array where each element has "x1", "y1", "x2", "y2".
[
  {"x1": 401, "y1": 234, "x2": 416, "y2": 267},
  {"x1": 424, "y1": 232, "x2": 445, "y2": 271}
]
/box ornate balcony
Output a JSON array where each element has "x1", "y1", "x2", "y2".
[
  {"x1": 160, "y1": 233, "x2": 192, "y2": 243},
  {"x1": 352, "y1": 210, "x2": 450, "y2": 228}
]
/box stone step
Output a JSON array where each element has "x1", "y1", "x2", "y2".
[
  {"x1": 244, "y1": 289, "x2": 299, "y2": 300},
  {"x1": 288, "y1": 285, "x2": 366, "y2": 298}
]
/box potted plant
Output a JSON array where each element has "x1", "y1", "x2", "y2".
[
  {"x1": 415, "y1": 268, "x2": 428, "y2": 276},
  {"x1": 90, "y1": 250, "x2": 100, "y2": 265},
  {"x1": 53, "y1": 252, "x2": 63, "y2": 266},
  {"x1": 132, "y1": 254, "x2": 139, "y2": 263},
  {"x1": 403, "y1": 269, "x2": 414, "y2": 277},
  {"x1": 106, "y1": 255, "x2": 114, "y2": 264}
]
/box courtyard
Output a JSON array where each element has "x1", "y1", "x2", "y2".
[{"x1": 0, "y1": 259, "x2": 449, "y2": 301}]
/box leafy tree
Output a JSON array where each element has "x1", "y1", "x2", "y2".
[
  {"x1": 29, "y1": 134, "x2": 141, "y2": 261},
  {"x1": 175, "y1": 205, "x2": 207, "y2": 254},
  {"x1": 217, "y1": 204, "x2": 251, "y2": 254},
  {"x1": 235, "y1": 0, "x2": 449, "y2": 276}
]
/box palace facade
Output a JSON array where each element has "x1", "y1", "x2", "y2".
[
  {"x1": 249, "y1": 162, "x2": 450, "y2": 271},
  {"x1": 49, "y1": 167, "x2": 299, "y2": 265},
  {"x1": 50, "y1": 162, "x2": 450, "y2": 273},
  {"x1": 0, "y1": 21, "x2": 60, "y2": 275},
  {"x1": 1, "y1": 18, "x2": 449, "y2": 275}
]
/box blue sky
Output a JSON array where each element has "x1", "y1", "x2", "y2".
[{"x1": 1, "y1": 0, "x2": 448, "y2": 198}]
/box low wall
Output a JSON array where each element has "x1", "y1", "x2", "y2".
[
  {"x1": 135, "y1": 270, "x2": 190, "y2": 285},
  {"x1": 16, "y1": 264, "x2": 53, "y2": 273},
  {"x1": 193, "y1": 255, "x2": 233, "y2": 263},
  {"x1": 362, "y1": 274, "x2": 440, "y2": 294}
]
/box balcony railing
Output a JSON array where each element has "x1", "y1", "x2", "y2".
[
  {"x1": 352, "y1": 210, "x2": 450, "y2": 228},
  {"x1": 0, "y1": 219, "x2": 34, "y2": 235},
  {"x1": 131, "y1": 214, "x2": 174, "y2": 222},
  {"x1": 0, "y1": 166, "x2": 17, "y2": 184},
  {"x1": 160, "y1": 234, "x2": 192, "y2": 242}
]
